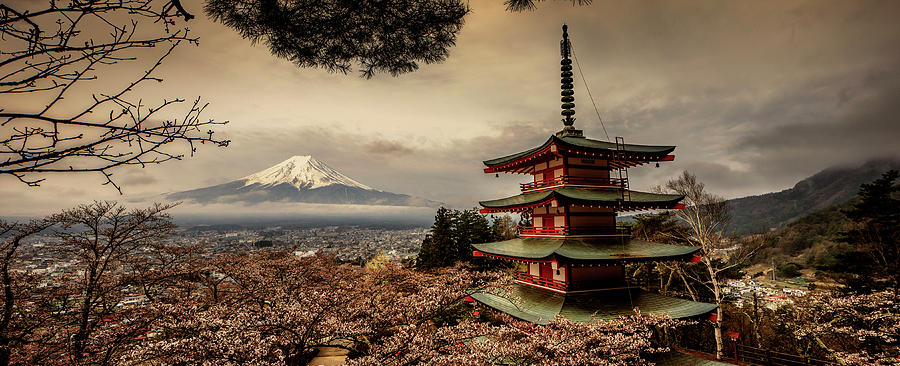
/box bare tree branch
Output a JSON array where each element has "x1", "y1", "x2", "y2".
[{"x1": 1, "y1": 0, "x2": 228, "y2": 193}]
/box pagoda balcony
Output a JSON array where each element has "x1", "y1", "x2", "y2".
[
  {"x1": 519, "y1": 225, "x2": 631, "y2": 237},
  {"x1": 514, "y1": 271, "x2": 568, "y2": 291},
  {"x1": 515, "y1": 272, "x2": 647, "y2": 292},
  {"x1": 520, "y1": 176, "x2": 626, "y2": 192}
]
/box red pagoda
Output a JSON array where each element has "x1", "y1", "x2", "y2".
[{"x1": 469, "y1": 25, "x2": 717, "y2": 324}]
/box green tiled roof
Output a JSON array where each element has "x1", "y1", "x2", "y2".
[
  {"x1": 479, "y1": 187, "x2": 684, "y2": 209},
  {"x1": 473, "y1": 237, "x2": 700, "y2": 262},
  {"x1": 483, "y1": 135, "x2": 675, "y2": 167},
  {"x1": 471, "y1": 285, "x2": 717, "y2": 325}
]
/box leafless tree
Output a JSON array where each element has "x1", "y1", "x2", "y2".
[
  {"x1": 0, "y1": 219, "x2": 54, "y2": 366},
  {"x1": 665, "y1": 171, "x2": 759, "y2": 360},
  {"x1": 47, "y1": 201, "x2": 178, "y2": 363},
  {"x1": 0, "y1": 0, "x2": 228, "y2": 192}
]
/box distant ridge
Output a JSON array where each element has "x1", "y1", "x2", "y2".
[
  {"x1": 167, "y1": 155, "x2": 441, "y2": 207},
  {"x1": 727, "y1": 157, "x2": 900, "y2": 234}
]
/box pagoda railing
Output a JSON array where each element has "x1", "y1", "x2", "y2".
[
  {"x1": 515, "y1": 271, "x2": 568, "y2": 291},
  {"x1": 519, "y1": 225, "x2": 631, "y2": 236},
  {"x1": 520, "y1": 176, "x2": 626, "y2": 191}
]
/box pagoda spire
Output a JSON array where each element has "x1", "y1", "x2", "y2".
[{"x1": 557, "y1": 24, "x2": 583, "y2": 138}]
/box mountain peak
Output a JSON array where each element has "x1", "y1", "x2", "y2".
[
  {"x1": 241, "y1": 155, "x2": 373, "y2": 190},
  {"x1": 285, "y1": 155, "x2": 314, "y2": 163}
]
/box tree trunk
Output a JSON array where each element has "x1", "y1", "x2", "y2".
[
  {"x1": 664, "y1": 268, "x2": 675, "y2": 295},
  {"x1": 676, "y1": 266, "x2": 697, "y2": 301},
  {"x1": 706, "y1": 259, "x2": 725, "y2": 360},
  {"x1": 0, "y1": 259, "x2": 13, "y2": 366},
  {"x1": 713, "y1": 307, "x2": 724, "y2": 360}
]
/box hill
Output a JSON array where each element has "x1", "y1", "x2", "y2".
[{"x1": 727, "y1": 157, "x2": 900, "y2": 234}]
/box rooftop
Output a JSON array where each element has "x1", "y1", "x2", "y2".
[
  {"x1": 473, "y1": 237, "x2": 700, "y2": 262},
  {"x1": 470, "y1": 285, "x2": 717, "y2": 324},
  {"x1": 483, "y1": 135, "x2": 675, "y2": 169},
  {"x1": 478, "y1": 187, "x2": 684, "y2": 211}
]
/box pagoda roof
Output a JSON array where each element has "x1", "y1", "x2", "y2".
[
  {"x1": 483, "y1": 135, "x2": 675, "y2": 172},
  {"x1": 479, "y1": 187, "x2": 684, "y2": 212},
  {"x1": 472, "y1": 237, "x2": 700, "y2": 263},
  {"x1": 470, "y1": 285, "x2": 717, "y2": 324}
]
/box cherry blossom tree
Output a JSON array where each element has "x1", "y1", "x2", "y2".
[
  {"x1": 350, "y1": 313, "x2": 682, "y2": 366},
  {"x1": 0, "y1": 202, "x2": 189, "y2": 365},
  {"x1": 121, "y1": 252, "x2": 505, "y2": 365},
  {"x1": 121, "y1": 251, "x2": 698, "y2": 365},
  {"x1": 776, "y1": 290, "x2": 899, "y2": 365}
]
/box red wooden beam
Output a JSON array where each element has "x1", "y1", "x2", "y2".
[{"x1": 472, "y1": 251, "x2": 555, "y2": 263}]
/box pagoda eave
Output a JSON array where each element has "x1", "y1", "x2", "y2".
[
  {"x1": 472, "y1": 237, "x2": 702, "y2": 263},
  {"x1": 469, "y1": 285, "x2": 718, "y2": 324},
  {"x1": 483, "y1": 135, "x2": 676, "y2": 174},
  {"x1": 478, "y1": 188, "x2": 685, "y2": 213}
]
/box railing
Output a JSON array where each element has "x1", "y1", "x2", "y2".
[
  {"x1": 516, "y1": 272, "x2": 644, "y2": 292},
  {"x1": 518, "y1": 225, "x2": 632, "y2": 236},
  {"x1": 520, "y1": 176, "x2": 626, "y2": 191},
  {"x1": 737, "y1": 345, "x2": 836, "y2": 366},
  {"x1": 515, "y1": 271, "x2": 568, "y2": 291}
]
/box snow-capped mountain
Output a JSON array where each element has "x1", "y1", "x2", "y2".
[
  {"x1": 241, "y1": 155, "x2": 373, "y2": 191},
  {"x1": 167, "y1": 156, "x2": 439, "y2": 207}
]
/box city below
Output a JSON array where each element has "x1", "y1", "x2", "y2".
[{"x1": 20, "y1": 224, "x2": 428, "y2": 274}]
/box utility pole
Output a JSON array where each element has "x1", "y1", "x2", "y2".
[{"x1": 771, "y1": 257, "x2": 776, "y2": 281}]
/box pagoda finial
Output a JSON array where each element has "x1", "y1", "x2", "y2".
[{"x1": 557, "y1": 24, "x2": 582, "y2": 138}]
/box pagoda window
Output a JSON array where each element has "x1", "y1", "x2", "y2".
[
  {"x1": 553, "y1": 215, "x2": 565, "y2": 228},
  {"x1": 528, "y1": 262, "x2": 540, "y2": 276},
  {"x1": 549, "y1": 157, "x2": 563, "y2": 168},
  {"x1": 552, "y1": 262, "x2": 567, "y2": 282}
]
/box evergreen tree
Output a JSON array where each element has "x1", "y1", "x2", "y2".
[
  {"x1": 490, "y1": 215, "x2": 518, "y2": 241},
  {"x1": 839, "y1": 170, "x2": 900, "y2": 292},
  {"x1": 631, "y1": 212, "x2": 684, "y2": 242},
  {"x1": 416, "y1": 207, "x2": 456, "y2": 269},
  {"x1": 453, "y1": 209, "x2": 495, "y2": 260},
  {"x1": 415, "y1": 208, "x2": 499, "y2": 269}
]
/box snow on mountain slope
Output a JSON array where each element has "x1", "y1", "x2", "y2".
[
  {"x1": 241, "y1": 155, "x2": 374, "y2": 191},
  {"x1": 166, "y1": 155, "x2": 441, "y2": 207}
]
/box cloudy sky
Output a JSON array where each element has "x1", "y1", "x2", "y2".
[{"x1": 3, "y1": 0, "x2": 899, "y2": 217}]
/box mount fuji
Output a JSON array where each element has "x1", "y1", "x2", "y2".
[{"x1": 167, "y1": 155, "x2": 440, "y2": 207}]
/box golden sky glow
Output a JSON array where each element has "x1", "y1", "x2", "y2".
[{"x1": 3, "y1": 0, "x2": 900, "y2": 216}]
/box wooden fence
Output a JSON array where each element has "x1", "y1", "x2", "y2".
[{"x1": 736, "y1": 345, "x2": 836, "y2": 366}]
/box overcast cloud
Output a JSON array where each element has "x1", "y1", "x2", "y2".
[{"x1": 2, "y1": 0, "x2": 899, "y2": 216}]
